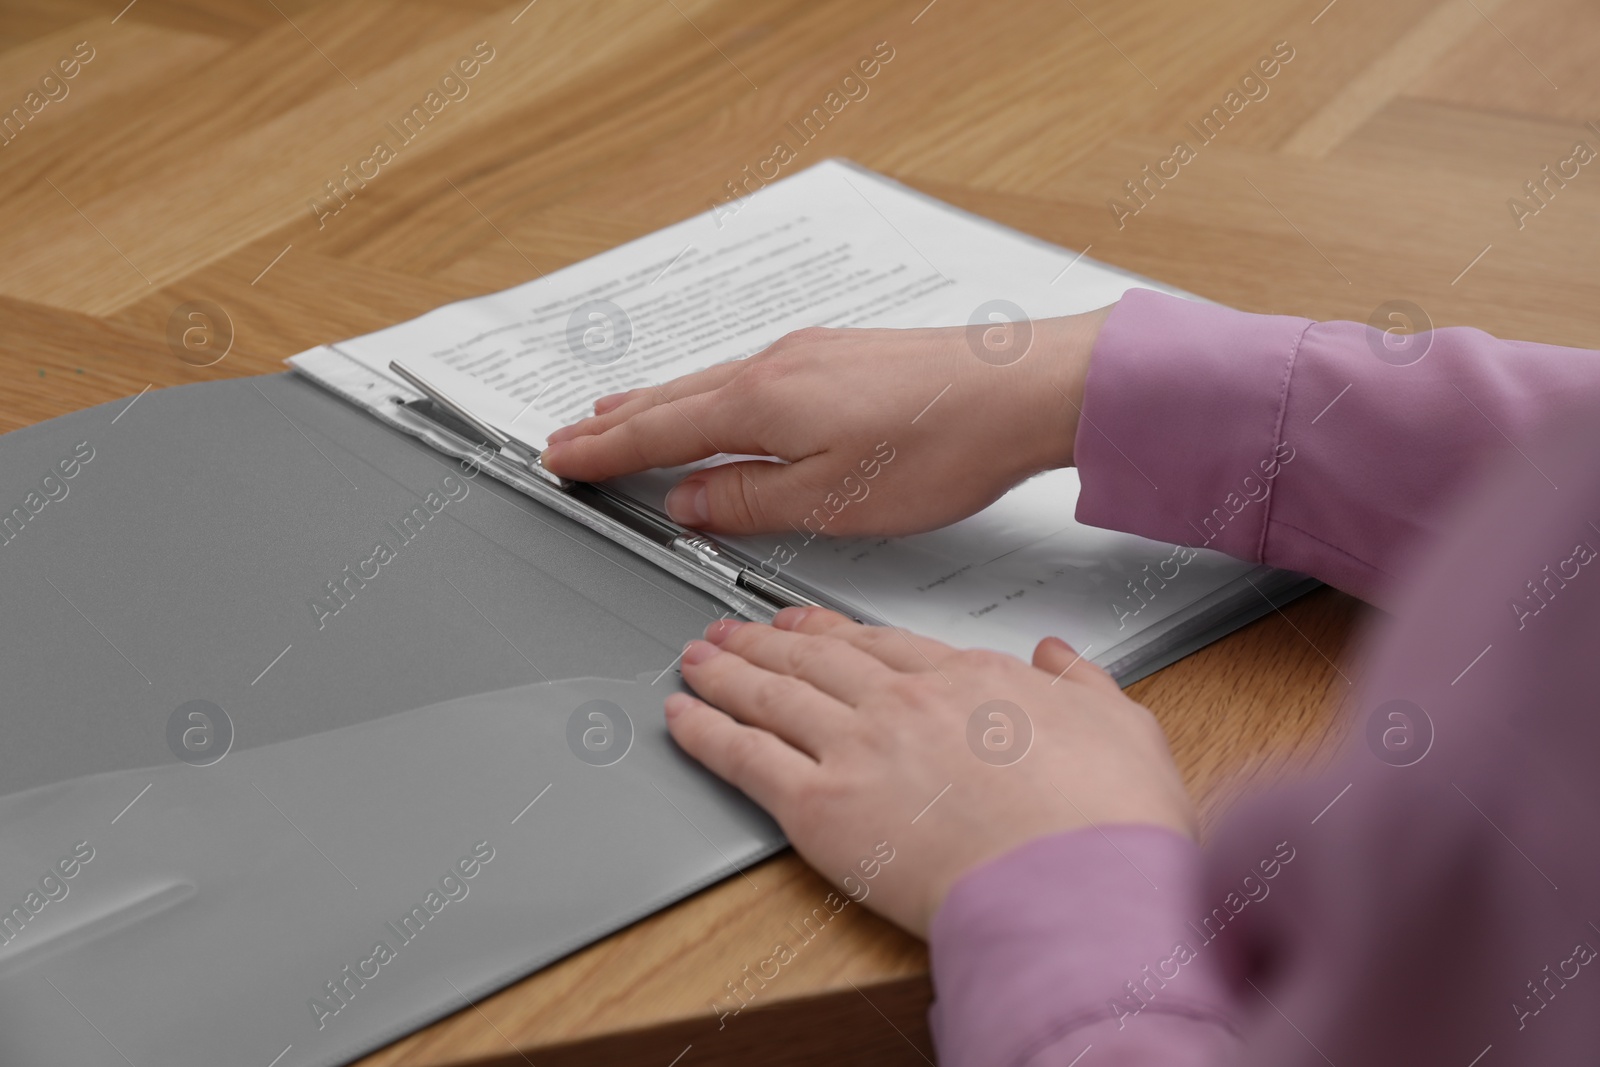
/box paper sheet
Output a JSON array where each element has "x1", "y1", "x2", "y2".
[
  {"x1": 310, "y1": 160, "x2": 1262, "y2": 662},
  {"x1": 330, "y1": 160, "x2": 1142, "y2": 445}
]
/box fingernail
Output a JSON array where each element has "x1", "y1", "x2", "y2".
[
  {"x1": 682, "y1": 639, "x2": 718, "y2": 666},
  {"x1": 772, "y1": 607, "x2": 810, "y2": 630},
  {"x1": 664, "y1": 692, "x2": 694, "y2": 720},
  {"x1": 539, "y1": 441, "x2": 569, "y2": 471},
  {"x1": 705, "y1": 618, "x2": 745, "y2": 644},
  {"x1": 665, "y1": 481, "x2": 710, "y2": 526},
  {"x1": 594, "y1": 392, "x2": 627, "y2": 414}
]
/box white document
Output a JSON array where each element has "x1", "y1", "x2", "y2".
[{"x1": 302, "y1": 160, "x2": 1279, "y2": 667}]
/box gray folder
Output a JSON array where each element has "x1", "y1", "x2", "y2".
[{"x1": 0, "y1": 375, "x2": 783, "y2": 1067}]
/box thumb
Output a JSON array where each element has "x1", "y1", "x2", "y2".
[
  {"x1": 664, "y1": 460, "x2": 829, "y2": 535},
  {"x1": 1032, "y1": 636, "x2": 1115, "y2": 690}
]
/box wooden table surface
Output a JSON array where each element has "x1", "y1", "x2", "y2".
[{"x1": 3, "y1": 0, "x2": 1596, "y2": 1063}]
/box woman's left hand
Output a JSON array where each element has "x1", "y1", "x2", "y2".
[{"x1": 666, "y1": 607, "x2": 1197, "y2": 937}]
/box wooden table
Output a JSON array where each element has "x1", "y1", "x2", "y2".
[{"x1": 3, "y1": 0, "x2": 1595, "y2": 1063}]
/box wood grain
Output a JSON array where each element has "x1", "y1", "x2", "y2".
[{"x1": 2, "y1": 0, "x2": 1594, "y2": 1063}]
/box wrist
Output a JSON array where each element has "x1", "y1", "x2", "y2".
[{"x1": 1023, "y1": 303, "x2": 1114, "y2": 472}]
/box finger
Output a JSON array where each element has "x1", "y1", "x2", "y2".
[
  {"x1": 773, "y1": 606, "x2": 960, "y2": 675},
  {"x1": 706, "y1": 619, "x2": 893, "y2": 705},
  {"x1": 664, "y1": 692, "x2": 813, "y2": 815},
  {"x1": 613, "y1": 360, "x2": 750, "y2": 416},
  {"x1": 679, "y1": 640, "x2": 848, "y2": 757},
  {"x1": 1032, "y1": 635, "x2": 1118, "y2": 691},
  {"x1": 540, "y1": 391, "x2": 762, "y2": 481},
  {"x1": 549, "y1": 360, "x2": 751, "y2": 444},
  {"x1": 663, "y1": 458, "x2": 833, "y2": 532},
  {"x1": 550, "y1": 369, "x2": 730, "y2": 444}
]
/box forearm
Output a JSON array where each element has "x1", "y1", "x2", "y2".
[
  {"x1": 1072, "y1": 289, "x2": 1600, "y2": 605},
  {"x1": 929, "y1": 826, "x2": 1240, "y2": 1067}
]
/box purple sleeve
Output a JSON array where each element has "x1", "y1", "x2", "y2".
[
  {"x1": 929, "y1": 827, "x2": 1242, "y2": 1066},
  {"x1": 1072, "y1": 288, "x2": 1600, "y2": 605},
  {"x1": 926, "y1": 296, "x2": 1600, "y2": 1065}
]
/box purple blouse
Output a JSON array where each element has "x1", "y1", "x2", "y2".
[{"x1": 928, "y1": 289, "x2": 1600, "y2": 1065}]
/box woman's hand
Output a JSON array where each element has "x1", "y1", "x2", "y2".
[
  {"x1": 541, "y1": 307, "x2": 1113, "y2": 537},
  {"x1": 665, "y1": 606, "x2": 1196, "y2": 937}
]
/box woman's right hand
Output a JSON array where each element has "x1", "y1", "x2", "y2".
[{"x1": 540, "y1": 305, "x2": 1113, "y2": 538}]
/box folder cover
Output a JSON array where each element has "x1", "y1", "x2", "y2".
[{"x1": 0, "y1": 373, "x2": 780, "y2": 1067}]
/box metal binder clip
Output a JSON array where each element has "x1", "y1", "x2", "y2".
[
  {"x1": 386, "y1": 362, "x2": 855, "y2": 618},
  {"x1": 388, "y1": 360, "x2": 571, "y2": 489}
]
